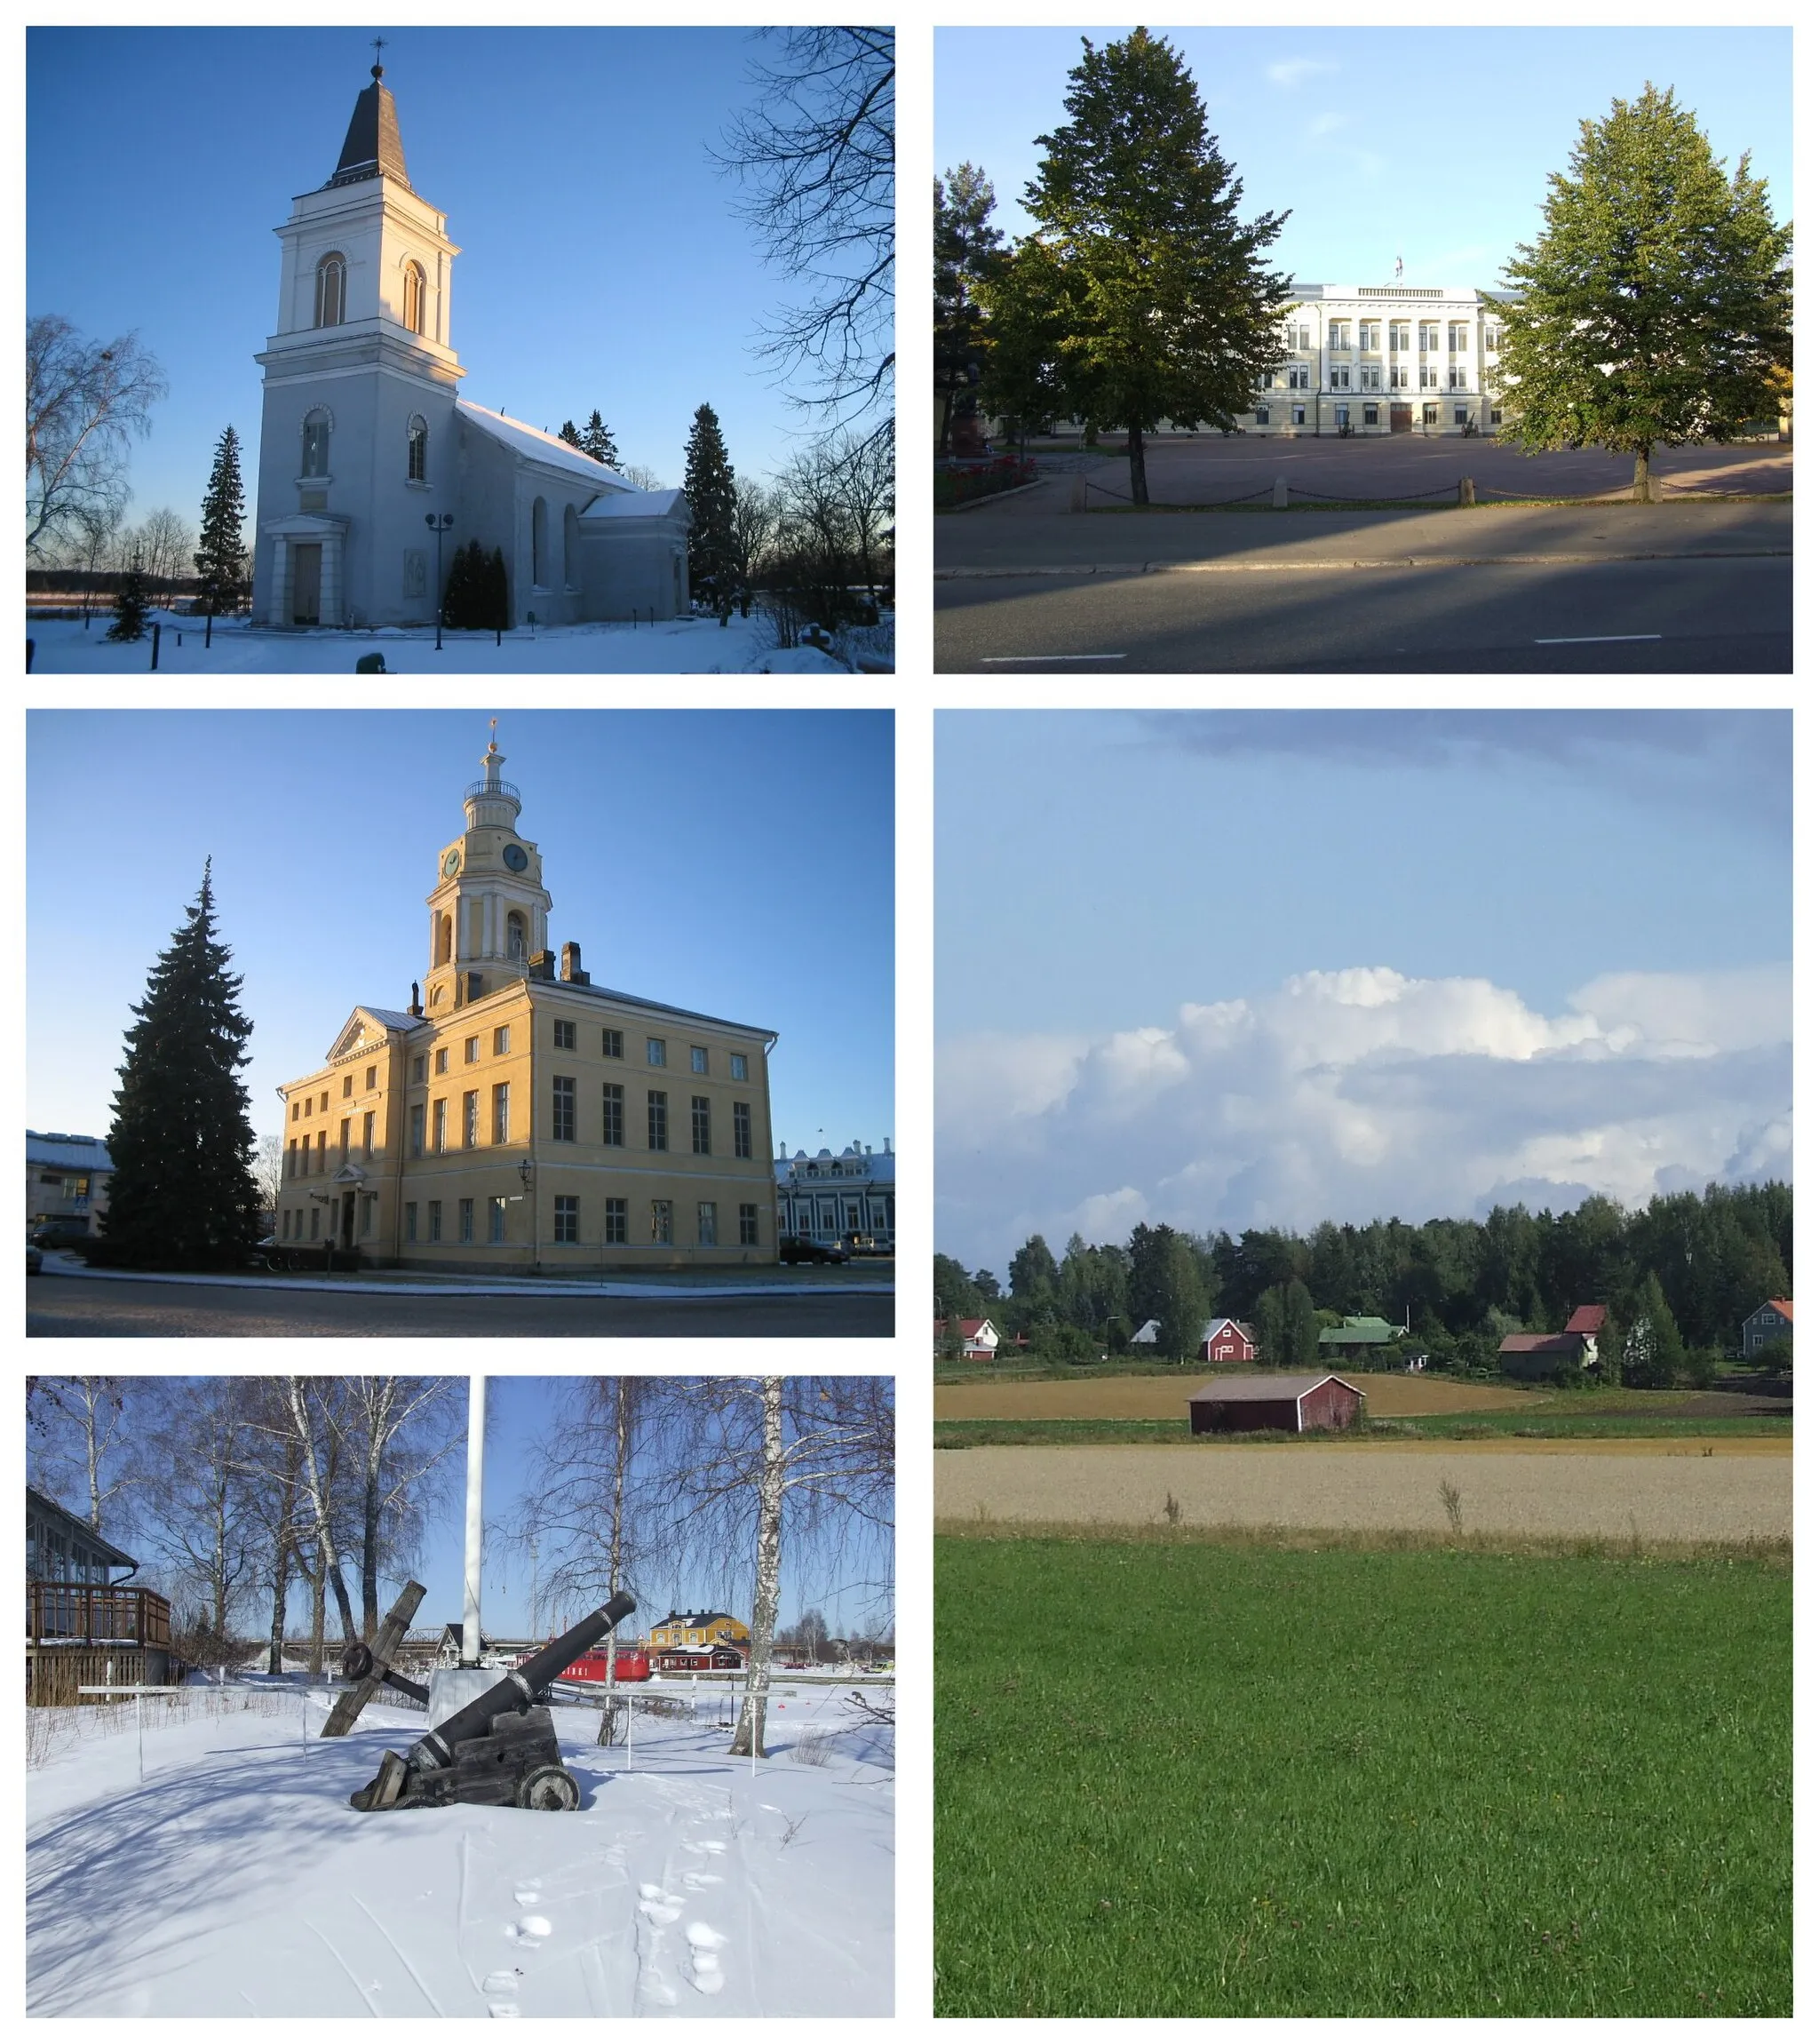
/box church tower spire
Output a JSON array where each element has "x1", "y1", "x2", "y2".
[
  {"x1": 329, "y1": 48, "x2": 411, "y2": 190},
  {"x1": 421, "y1": 727, "x2": 552, "y2": 1014}
]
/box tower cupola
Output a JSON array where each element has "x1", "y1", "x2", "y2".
[
  {"x1": 422, "y1": 724, "x2": 552, "y2": 1013},
  {"x1": 329, "y1": 55, "x2": 411, "y2": 190}
]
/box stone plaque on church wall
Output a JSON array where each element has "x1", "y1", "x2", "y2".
[{"x1": 403, "y1": 549, "x2": 427, "y2": 597}]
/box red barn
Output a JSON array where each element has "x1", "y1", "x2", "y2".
[
  {"x1": 1199, "y1": 1317, "x2": 1258, "y2": 1364},
  {"x1": 1188, "y1": 1373, "x2": 1365, "y2": 1435}
]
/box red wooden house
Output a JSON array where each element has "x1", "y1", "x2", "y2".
[
  {"x1": 1187, "y1": 1373, "x2": 1365, "y2": 1435},
  {"x1": 1199, "y1": 1317, "x2": 1258, "y2": 1364}
]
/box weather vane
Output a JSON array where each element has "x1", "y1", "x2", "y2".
[{"x1": 371, "y1": 36, "x2": 388, "y2": 75}]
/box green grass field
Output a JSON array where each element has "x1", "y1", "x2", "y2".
[
  {"x1": 935, "y1": 1532, "x2": 1791, "y2": 2016},
  {"x1": 935, "y1": 1412, "x2": 1790, "y2": 1448}
]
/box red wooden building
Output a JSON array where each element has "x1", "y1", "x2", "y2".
[
  {"x1": 1187, "y1": 1373, "x2": 1365, "y2": 1435},
  {"x1": 1199, "y1": 1317, "x2": 1258, "y2": 1364}
]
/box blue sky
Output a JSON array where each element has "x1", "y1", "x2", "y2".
[
  {"x1": 27, "y1": 712, "x2": 893, "y2": 1157},
  {"x1": 936, "y1": 27, "x2": 1791, "y2": 287},
  {"x1": 28, "y1": 26, "x2": 839, "y2": 535},
  {"x1": 936, "y1": 712, "x2": 1792, "y2": 1277}
]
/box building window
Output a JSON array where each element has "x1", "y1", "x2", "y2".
[
  {"x1": 1287, "y1": 364, "x2": 1309, "y2": 389},
  {"x1": 492, "y1": 1082, "x2": 510, "y2": 1144},
  {"x1": 647, "y1": 1038, "x2": 666, "y2": 1067},
  {"x1": 1360, "y1": 365, "x2": 1381, "y2": 390},
  {"x1": 602, "y1": 1082, "x2": 624, "y2": 1146},
  {"x1": 698, "y1": 1202, "x2": 718, "y2": 1248},
  {"x1": 1335, "y1": 405, "x2": 1349, "y2": 428},
  {"x1": 1449, "y1": 322, "x2": 1470, "y2": 353},
  {"x1": 459, "y1": 1197, "x2": 474, "y2": 1244},
  {"x1": 428, "y1": 1200, "x2": 442, "y2": 1243},
  {"x1": 1363, "y1": 404, "x2": 1379, "y2": 426},
  {"x1": 301, "y1": 410, "x2": 331, "y2": 478},
  {"x1": 603, "y1": 1028, "x2": 624, "y2": 1059},
  {"x1": 402, "y1": 260, "x2": 425, "y2": 336},
  {"x1": 604, "y1": 1197, "x2": 628, "y2": 1245},
  {"x1": 309, "y1": 1205, "x2": 321, "y2": 1240},
  {"x1": 1454, "y1": 406, "x2": 1470, "y2": 426},
  {"x1": 342, "y1": 1075, "x2": 353, "y2": 1098},
  {"x1": 1359, "y1": 321, "x2": 1379, "y2": 352},
  {"x1": 1423, "y1": 403, "x2": 1440, "y2": 426},
  {"x1": 553, "y1": 1195, "x2": 580, "y2": 1245},
  {"x1": 464, "y1": 1036, "x2": 480, "y2": 1064},
  {"x1": 1328, "y1": 320, "x2": 1349, "y2": 351},
  {"x1": 1291, "y1": 405, "x2": 1306, "y2": 426},
  {"x1": 647, "y1": 1091, "x2": 669, "y2": 1150},
  {"x1": 1485, "y1": 327, "x2": 1503, "y2": 353},
  {"x1": 1449, "y1": 368, "x2": 1467, "y2": 390},
  {"x1": 730, "y1": 1052, "x2": 748, "y2": 1081},
  {"x1": 734, "y1": 1102, "x2": 752, "y2": 1159},
  {"x1": 553, "y1": 1019, "x2": 576, "y2": 1050},
  {"x1": 690, "y1": 1046, "x2": 709, "y2": 1075},
  {"x1": 314, "y1": 252, "x2": 346, "y2": 328},
  {"x1": 463, "y1": 1090, "x2": 478, "y2": 1147},
  {"x1": 434, "y1": 1047, "x2": 449, "y2": 1075},
  {"x1": 552, "y1": 1076, "x2": 576, "y2": 1142},
  {"x1": 1419, "y1": 323, "x2": 1440, "y2": 352},
  {"x1": 493, "y1": 1026, "x2": 510, "y2": 1055},
  {"x1": 291, "y1": 1101, "x2": 300, "y2": 1121},
  {"x1": 1254, "y1": 408, "x2": 1270, "y2": 426},
  {"x1": 286, "y1": 1139, "x2": 297, "y2": 1178},
  {"x1": 507, "y1": 912, "x2": 528, "y2": 958},
  {"x1": 1419, "y1": 367, "x2": 1438, "y2": 388},
  {"x1": 362, "y1": 1110, "x2": 374, "y2": 1157},
  {"x1": 739, "y1": 1203, "x2": 759, "y2": 1246},
  {"x1": 1331, "y1": 366, "x2": 1349, "y2": 389},
  {"x1": 338, "y1": 1116, "x2": 351, "y2": 1159},
  {"x1": 407, "y1": 415, "x2": 427, "y2": 482},
  {"x1": 691, "y1": 1096, "x2": 711, "y2": 1154},
  {"x1": 410, "y1": 1054, "x2": 425, "y2": 1084},
  {"x1": 650, "y1": 1199, "x2": 673, "y2": 1245},
  {"x1": 405, "y1": 1202, "x2": 418, "y2": 1243},
  {"x1": 1489, "y1": 408, "x2": 1503, "y2": 426},
  {"x1": 409, "y1": 1104, "x2": 425, "y2": 1157},
  {"x1": 1390, "y1": 322, "x2": 1409, "y2": 352},
  {"x1": 1390, "y1": 365, "x2": 1409, "y2": 389},
  {"x1": 488, "y1": 1195, "x2": 505, "y2": 1244},
  {"x1": 432, "y1": 1099, "x2": 447, "y2": 1152},
  {"x1": 282, "y1": 1207, "x2": 291, "y2": 1237},
  {"x1": 365, "y1": 1065, "x2": 377, "y2": 1090}
]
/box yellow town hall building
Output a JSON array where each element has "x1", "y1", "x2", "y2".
[{"x1": 275, "y1": 735, "x2": 778, "y2": 1270}]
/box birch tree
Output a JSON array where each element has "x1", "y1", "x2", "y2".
[
  {"x1": 336, "y1": 1376, "x2": 464, "y2": 1638},
  {"x1": 26, "y1": 1376, "x2": 147, "y2": 1535},
  {"x1": 283, "y1": 1377, "x2": 361, "y2": 1652}
]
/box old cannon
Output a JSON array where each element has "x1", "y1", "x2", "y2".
[{"x1": 348, "y1": 1589, "x2": 637, "y2": 1814}]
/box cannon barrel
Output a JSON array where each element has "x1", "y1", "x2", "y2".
[{"x1": 409, "y1": 1590, "x2": 636, "y2": 1768}]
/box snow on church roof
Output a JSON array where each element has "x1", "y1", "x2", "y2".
[
  {"x1": 580, "y1": 489, "x2": 687, "y2": 521},
  {"x1": 455, "y1": 402, "x2": 638, "y2": 491}
]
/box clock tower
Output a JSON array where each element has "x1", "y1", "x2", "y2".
[{"x1": 423, "y1": 731, "x2": 552, "y2": 1013}]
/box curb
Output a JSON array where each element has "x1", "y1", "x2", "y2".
[
  {"x1": 37, "y1": 1259, "x2": 894, "y2": 1302},
  {"x1": 936, "y1": 479, "x2": 1052, "y2": 513},
  {"x1": 936, "y1": 549, "x2": 1794, "y2": 578}
]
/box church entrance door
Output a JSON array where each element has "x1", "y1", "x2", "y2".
[
  {"x1": 340, "y1": 1190, "x2": 357, "y2": 1252},
  {"x1": 292, "y1": 544, "x2": 322, "y2": 624}
]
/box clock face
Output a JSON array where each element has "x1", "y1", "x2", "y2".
[
  {"x1": 503, "y1": 843, "x2": 528, "y2": 872},
  {"x1": 441, "y1": 848, "x2": 462, "y2": 877}
]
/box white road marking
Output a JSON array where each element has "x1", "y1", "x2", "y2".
[
  {"x1": 980, "y1": 653, "x2": 1128, "y2": 663},
  {"x1": 1533, "y1": 633, "x2": 1663, "y2": 643}
]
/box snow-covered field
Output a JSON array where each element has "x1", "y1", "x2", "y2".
[
  {"x1": 25, "y1": 609, "x2": 893, "y2": 675},
  {"x1": 28, "y1": 1678, "x2": 894, "y2": 2016}
]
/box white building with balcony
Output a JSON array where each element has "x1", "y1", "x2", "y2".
[{"x1": 774, "y1": 1139, "x2": 894, "y2": 1250}]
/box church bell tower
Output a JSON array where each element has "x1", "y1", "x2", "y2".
[{"x1": 423, "y1": 733, "x2": 552, "y2": 1014}]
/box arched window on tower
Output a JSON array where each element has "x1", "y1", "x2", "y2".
[
  {"x1": 300, "y1": 408, "x2": 332, "y2": 479},
  {"x1": 435, "y1": 912, "x2": 452, "y2": 966},
  {"x1": 531, "y1": 498, "x2": 549, "y2": 589},
  {"x1": 407, "y1": 416, "x2": 428, "y2": 483},
  {"x1": 314, "y1": 253, "x2": 346, "y2": 328},
  {"x1": 401, "y1": 261, "x2": 425, "y2": 336},
  {"x1": 507, "y1": 911, "x2": 528, "y2": 959}
]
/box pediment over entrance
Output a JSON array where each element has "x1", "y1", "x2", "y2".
[
  {"x1": 328, "y1": 1004, "x2": 425, "y2": 1062},
  {"x1": 330, "y1": 1162, "x2": 369, "y2": 1185}
]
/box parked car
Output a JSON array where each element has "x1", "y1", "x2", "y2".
[
  {"x1": 841, "y1": 1231, "x2": 891, "y2": 1256},
  {"x1": 30, "y1": 1220, "x2": 93, "y2": 1252},
  {"x1": 780, "y1": 1235, "x2": 849, "y2": 1265},
  {"x1": 27, "y1": 1243, "x2": 44, "y2": 1276}
]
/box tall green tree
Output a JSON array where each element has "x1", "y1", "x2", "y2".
[
  {"x1": 1008, "y1": 1233, "x2": 1059, "y2": 1302},
  {"x1": 99, "y1": 863, "x2": 262, "y2": 1269},
  {"x1": 934, "y1": 163, "x2": 1005, "y2": 454},
  {"x1": 981, "y1": 28, "x2": 1291, "y2": 502},
  {"x1": 682, "y1": 402, "x2": 739, "y2": 607},
  {"x1": 1622, "y1": 1270, "x2": 1686, "y2": 1388},
  {"x1": 1496, "y1": 84, "x2": 1792, "y2": 500},
  {"x1": 193, "y1": 424, "x2": 247, "y2": 615},
  {"x1": 106, "y1": 547, "x2": 152, "y2": 641},
  {"x1": 579, "y1": 410, "x2": 622, "y2": 469},
  {"x1": 1156, "y1": 1231, "x2": 1211, "y2": 1360},
  {"x1": 558, "y1": 419, "x2": 583, "y2": 449}
]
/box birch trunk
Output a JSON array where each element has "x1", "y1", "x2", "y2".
[
  {"x1": 597, "y1": 1379, "x2": 632, "y2": 1746},
  {"x1": 730, "y1": 1377, "x2": 784, "y2": 1759},
  {"x1": 287, "y1": 1378, "x2": 357, "y2": 1647}
]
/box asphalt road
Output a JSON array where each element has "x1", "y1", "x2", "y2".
[
  {"x1": 25, "y1": 1276, "x2": 894, "y2": 1339},
  {"x1": 934, "y1": 555, "x2": 1792, "y2": 672}
]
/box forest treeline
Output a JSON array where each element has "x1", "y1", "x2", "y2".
[{"x1": 936, "y1": 1181, "x2": 1792, "y2": 1374}]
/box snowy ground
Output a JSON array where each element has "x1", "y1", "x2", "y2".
[
  {"x1": 27, "y1": 1677, "x2": 894, "y2": 2016},
  {"x1": 25, "y1": 609, "x2": 893, "y2": 675}
]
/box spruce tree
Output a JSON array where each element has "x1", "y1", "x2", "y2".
[
  {"x1": 106, "y1": 548, "x2": 152, "y2": 640},
  {"x1": 488, "y1": 545, "x2": 509, "y2": 629},
  {"x1": 441, "y1": 539, "x2": 476, "y2": 629},
  {"x1": 1497, "y1": 84, "x2": 1792, "y2": 500},
  {"x1": 99, "y1": 862, "x2": 262, "y2": 1269},
  {"x1": 682, "y1": 402, "x2": 739, "y2": 607},
  {"x1": 558, "y1": 419, "x2": 583, "y2": 449},
  {"x1": 983, "y1": 28, "x2": 1292, "y2": 501},
  {"x1": 579, "y1": 410, "x2": 622, "y2": 469},
  {"x1": 194, "y1": 424, "x2": 248, "y2": 614},
  {"x1": 934, "y1": 163, "x2": 1005, "y2": 453}
]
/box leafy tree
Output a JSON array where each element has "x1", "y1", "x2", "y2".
[
  {"x1": 579, "y1": 410, "x2": 622, "y2": 469},
  {"x1": 982, "y1": 28, "x2": 1291, "y2": 502},
  {"x1": 1008, "y1": 1233, "x2": 1059, "y2": 1301},
  {"x1": 99, "y1": 863, "x2": 262, "y2": 1269},
  {"x1": 933, "y1": 1253, "x2": 985, "y2": 1323},
  {"x1": 106, "y1": 548, "x2": 153, "y2": 640},
  {"x1": 1622, "y1": 1271, "x2": 1685, "y2": 1388},
  {"x1": 682, "y1": 402, "x2": 740, "y2": 606},
  {"x1": 194, "y1": 425, "x2": 248, "y2": 615},
  {"x1": 934, "y1": 163, "x2": 1005, "y2": 454},
  {"x1": 1156, "y1": 1231, "x2": 1211, "y2": 1360},
  {"x1": 1496, "y1": 84, "x2": 1792, "y2": 500},
  {"x1": 972, "y1": 1267, "x2": 1003, "y2": 1302}
]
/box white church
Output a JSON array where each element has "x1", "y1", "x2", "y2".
[{"x1": 251, "y1": 60, "x2": 691, "y2": 631}]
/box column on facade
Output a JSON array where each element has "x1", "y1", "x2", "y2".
[{"x1": 319, "y1": 530, "x2": 343, "y2": 626}]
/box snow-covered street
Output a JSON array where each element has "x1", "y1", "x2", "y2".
[{"x1": 28, "y1": 1679, "x2": 894, "y2": 2016}]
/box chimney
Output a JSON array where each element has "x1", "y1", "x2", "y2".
[
  {"x1": 884, "y1": 1136, "x2": 892, "y2": 1154},
  {"x1": 560, "y1": 941, "x2": 589, "y2": 985},
  {"x1": 409, "y1": 981, "x2": 423, "y2": 1018},
  {"x1": 528, "y1": 950, "x2": 556, "y2": 982}
]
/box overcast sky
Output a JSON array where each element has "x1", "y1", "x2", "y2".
[
  {"x1": 936, "y1": 711, "x2": 1791, "y2": 1278},
  {"x1": 937, "y1": 25, "x2": 1791, "y2": 289},
  {"x1": 27, "y1": 712, "x2": 893, "y2": 1158},
  {"x1": 28, "y1": 25, "x2": 851, "y2": 534}
]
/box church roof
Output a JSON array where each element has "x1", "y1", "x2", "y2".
[
  {"x1": 329, "y1": 66, "x2": 410, "y2": 190},
  {"x1": 581, "y1": 489, "x2": 688, "y2": 521},
  {"x1": 456, "y1": 402, "x2": 639, "y2": 491}
]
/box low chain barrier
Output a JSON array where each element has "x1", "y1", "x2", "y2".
[
  {"x1": 1287, "y1": 482, "x2": 1459, "y2": 505},
  {"x1": 1083, "y1": 475, "x2": 1276, "y2": 507}
]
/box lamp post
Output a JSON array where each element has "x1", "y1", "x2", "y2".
[
  {"x1": 519, "y1": 1156, "x2": 536, "y2": 1274},
  {"x1": 425, "y1": 513, "x2": 454, "y2": 650}
]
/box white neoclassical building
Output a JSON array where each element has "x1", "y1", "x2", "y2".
[
  {"x1": 251, "y1": 60, "x2": 690, "y2": 631},
  {"x1": 774, "y1": 1139, "x2": 895, "y2": 1250}
]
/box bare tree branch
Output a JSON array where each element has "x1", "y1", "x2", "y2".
[{"x1": 26, "y1": 316, "x2": 166, "y2": 556}]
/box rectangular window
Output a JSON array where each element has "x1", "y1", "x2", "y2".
[
  {"x1": 410, "y1": 1054, "x2": 425, "y2": 1085},
  {"x1": 1485, "y1": 327, "x2": 1503, "y2": 354},
  {"x1": 602, "y1": 1081, "x2": 624, "y2": 1146},
  {"x1": 493, "y1": 1026, "x2": 510, "y2": 1056},
  {"x1": 1420, "y1": 367, "x2": 1438, "y2": 388},
  {"x1": 650, "y1": 1198, "x2": 673, "y2": 1245},
  {"x1": 1287, "y1": 364, "x2": 1309, "y2": 389},
  {"x1": 553, "y1": 1195, "x2": 580, "y2": 1245},
  {"x1": 316, "y1": 1131, "x2": 326, "y2": 1170},
  {"x1": 690, "y1": 1045, "x2": 709, "y2": 1075},
  {"x1": 342, "y1": 1074, "x2": 353, "y2": 1098},
  {"x1": 1331, "y1": 366, "x2": 1349, "y2": 389},
  {"x1": 361, "y1": 1193, "x2": 377, "y2": 1238},
  {"x1": 647, "y1": 1091, "x2": 668, "y2": 1150},
  {"x1": 1255, "y1": 407, "x2": 1270, "y2": 426},
  {"x1": 1335, "y1": 404, "x2": 1349, "y2": 428},
  {"x1": 603, "y1": 1028, "x2": 624, "y2": 1059},
  {"x1": 365, "y1": 1065, "x2": 377, "y2": 1091},
  {"x1": 320, "y1": 1092, "x2": 328, "y2": 1113},
  {"x1": 464, "y1": 1036, "x2": 480, "y2": 1064},
  {"x1": 1291, "y1": 405, "x2": 1306, "y2": 426},
  {"x1": 1448, "y1": 368, "x2": 1466, "y2": 389},
  {"x1": 691, "y1": 1095, "x2": 711, "y2": 1154},
  {"x1": 433, "y1": 1098, "x2": 447, "y2": 1152},
  {"x1": 552, "y1": 1075, "x2": 576, "y2": 1141},
  {"x1": 1328, "y1": 320, "x2": 1349, "y2": 352},
  {"x1": 488, "y1": 1195, "x2": 505, "y2": 1244},
  {"x1": 291, "y1": 1100, "x2": 299, "y2": 1122},
  {"x1": 303, "y1": 1096, "x2": 312, "y2": 1117},
  {"x1": 492, "y1": 1082, "x2": 510, "y2": 1144},
  {"x1": 405, "y1": 1202, "x2": 418, "y2": 1243},
  {"x1": 647, "y1": 1038, "x2": 666, "y2": 1067},
  {"x1": 734, "y1": 1101, "x2": 752, "y2": 1159},
  {"x1": 1423, "y1": 402, "x2": 1440, "y2": 426},
  {"x1": 338, "y1": 1116, "x2": 351, "y2": 1159},
  {"x1": 697, "y1": 1202, "x2": 718, "y2": 1248},
  {"x1": 1489, "y1": 408, "x2": 1503, "y2": 426},
  {"x1": 1390, "y1": 365, "x2": 1408, "y2": 389},
  {"x1": 1449, "y1": 322, "x2": 1470, "y2": 353},
  {"x1": 362, "y1": 1111, "x2": 375, "y2": 1158},
  {"x1": 1390, "y1": 322, "x2": 1409, "y2": 352},
  {"x1": 282, "y1": 1207, "x2": 291, "y2": 1237},
  {"x1": 286, "y1": 1138, "x2": 297, "y2": 1177},
  {"x1": 459, "y1": 1197, "x2": 474, "y2": 1243},
  {"x1": 604, "y1": 1197, "x2": 628, "y2": 1245},
  {"x1": 429, "y1": 1199, "x2": 442, "y2": 1243},
  {"x1": 463, "y1": 1090, "x2": 478, "y2": 1148},
  {"x1": 1420, "y1": 322, "x2": 1441, "y2": 352},
  {"x1": 1454, "y1": 406, "x2": 1470, "y2": 426},
  {"x1": 309, "y1": 1205, "x2": 321, "y2": 1240},
  {"x1": 1360, "y1": 365, "x2": 1381, "y2": 390},
  {"x1": 553, "y1": 1019, "x2": 576, "y2": 1050},
  {"x1": 739, "y1": 1203, "x2": 759, "y2": 1246},
  {"x1": 1363, "y1": 404, "x2": 1379, "y2": 426},
  {"x1": 1359, "y1": 321, "x2": 1379, "y2": 352},
  {"x1": 434, "y1": 1047, "x2": 449, "y2": 1076}
]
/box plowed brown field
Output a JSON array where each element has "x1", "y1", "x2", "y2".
[
  {"x1": 934, "y1": 1372, "x2": 1545, "y2": 1421},
  {"x1": 935, "y1": 1443, "x2": 1791, "y2": 1541}
]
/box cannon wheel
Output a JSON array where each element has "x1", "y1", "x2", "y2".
[
  {"x1": 516, "y1": 1764, "x2": 581, "y2": 1812},
  {"x1": 343, "y1": 1641, "x2": 375, "y2": 1682}
]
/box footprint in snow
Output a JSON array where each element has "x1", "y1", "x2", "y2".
[
  {"x1": 505, "y1": 1915, "x2": 552, "y2": 1946},
  {"x1": 686, "y1": 1921, "x2": 728, "y2": 1996},
  {"x1": 483, "y1": 1966, "x2": 523, "y2": 2018},
  {"x1": 637, "y1": 1882, "x2": 684, "y2": 1926},
  {"x1": 512, "y1": 1886, "x2": 541, "y2": 1906}
]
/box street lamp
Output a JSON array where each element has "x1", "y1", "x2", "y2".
[
  {"x1": 518, "y1": 1157, "x2": 536, "y2": 1275},
  {"x1": 425, "y1": 513, "x2": 455, "y2": 650}
]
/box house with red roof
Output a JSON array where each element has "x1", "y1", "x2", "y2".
[
  {"x1": 1198, "y1": 1316, "x2": 1258, "y2": 1365},
  {"x1": 934, "y1": 1316, "x2": 999, "y2": 1361},
  {"x1": 1498, "y1": 1303, "x2": 1606, "y2": 1380},
  {"x1": 1741, "y1": 1299, "x2": 1792, "y2": 1358}
]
